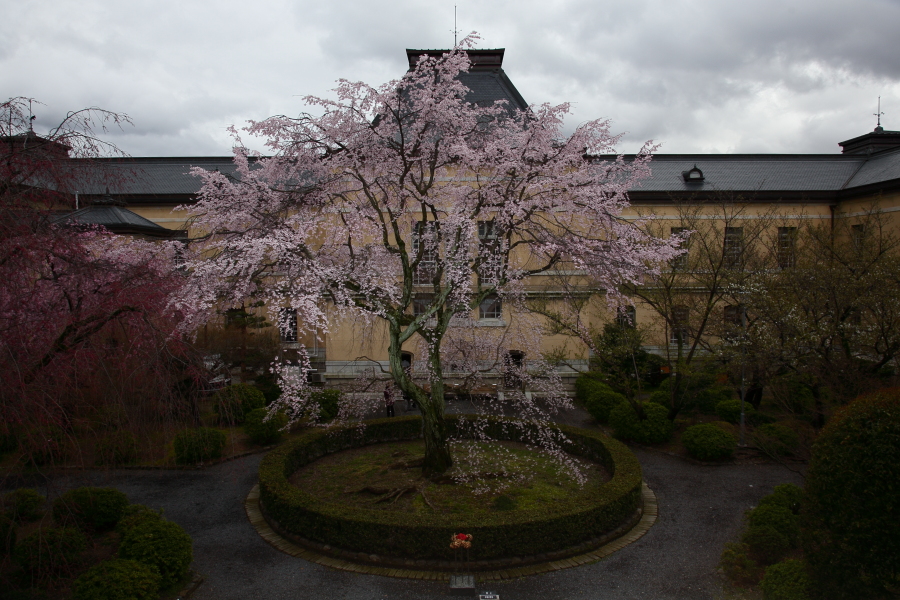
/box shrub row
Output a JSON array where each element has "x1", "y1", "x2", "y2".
[
  {"x1": 258, "y1": 415, "x2": 643, "y2": 561},
  {"x1": 681, "y1": 423, "x2": 737, "y2": 460}
]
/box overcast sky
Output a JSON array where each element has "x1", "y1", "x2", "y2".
[{"x1": 3, "y1": 0, "x2": 899, "y2": 157}]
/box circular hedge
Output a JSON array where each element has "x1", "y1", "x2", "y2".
[{"x1": 258, "y1": 415, "x2": 643, "y2": 563}]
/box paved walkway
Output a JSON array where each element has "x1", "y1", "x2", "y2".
[{"x1": 32, "y1": 428, "x2": 803, "y2": 600}]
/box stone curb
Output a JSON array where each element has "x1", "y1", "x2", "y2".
[{"x1": 244, "y1": 481, "x2": 658, "y2": 581}]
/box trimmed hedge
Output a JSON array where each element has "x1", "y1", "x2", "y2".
[
  {"x1": 801, "y1": 389, "x2": 900, "y2": 599},
  {"x1": 115, "y1": 504, "x2": 164, "y2": 536},
  {"x1": 758, "y1": 484, "x2": 803, "y2": 515},
  {"x1": 244, "y1": 408, "x2": 289, "y2": 445},
  {"x1": 72, "y1": 558, "x2": 161, "y2": 600},
  {"x1": 716, "y1": 398, "x2": 755, "y2": 424},
  {"x1": 258, "y1": 415, "x2": 643, "y2": 561},
  {"x1": 760, "y1": 559, "x2": 812, "y2": 600},
  {"x1": 52, "y1": 487, "x2": 128, "y2": 532},
  {"x1": 681, "y1": 423, "x2": 737, "y2": 460},
  {"x1": 609, "y1": 401, "x2": 674, "y2": 444},
  {"x1": 14, "y1": 527, "x2": 86, "y2": 579},
  {"x1": 173, "y1": 427, "x2": 227, "y2": 465},
  {"x1": 574, "y1": 373, "x2": 612, "y2": 404},
  {"x1": 584, "y1": 388, "x2": 626, "y2": 424},
  {"x1": 212, "y1": 383, "x2": 266, "y2": 424},
  {"x1": 119, "y1": 519, "x2": 193, "y2": 590},
  {"x1": 4, "y1": 488, "x2": 45, "y2": 523},
  {"x1": 752, "y1": 423, "x2": 799, "y2": 456}
]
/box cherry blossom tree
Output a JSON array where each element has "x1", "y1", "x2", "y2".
[{"x1": 181, "y1": 39, "x2": 679, "y2": 475}]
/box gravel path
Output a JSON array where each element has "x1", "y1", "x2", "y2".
[{"x1": 31, "y1": 437, "x2": 803, "y2": 600}]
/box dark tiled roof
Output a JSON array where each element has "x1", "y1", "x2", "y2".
[
  {"x1": 844, "y1": 148, "x2": 900, "y2": 189},
  {"x1": 53, "y1": 203, "x2": 179, "y2": 237},
  {"x1": 72, "y1": 157, "x2": 239, "y2": 200}
]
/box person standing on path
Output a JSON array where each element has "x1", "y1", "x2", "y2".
[{"x1": 384, "y1": 384, "x2": 395, "y2": 418}]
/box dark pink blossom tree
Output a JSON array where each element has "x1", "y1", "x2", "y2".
[{"x1": 182, "y1": 39, "x2": 679, "y2": 475}]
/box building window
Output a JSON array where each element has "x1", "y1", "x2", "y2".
[
  {"x1": 616, "y1": 305, "x2": 636, "y2": 328},
  {"x1": 777, "y1": 227, "x2": 796, "y2": 269},
  {"x1": 412, "y1": 221, "x2": 438, "y2": 285},
  {"x1": 670, "y1": 306, "x2": 689, "y2": 345},
  {"x1": 279, "y1": 308, "x2": 298, "y2": 342},
  {"x1": 724, "y1": 227, "x2": 743, "y2": 269},
  {"x1": 412, "y1": 294, "x2": 432, "y2": 318},
  {"x1": 670, "y1": 227, "x2": 688, "y2": 271},
  {"x1": 477, "y1": 219, "x2": 501, "y2": 285},
  {"x1": 852, "y1": 224, "x2": 865, "y2": 250},
  {"x1": 479, "y1": 294, "x2": 502, "y2": 320}
]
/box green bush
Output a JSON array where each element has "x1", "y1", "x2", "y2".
[
  {"x1": 719, "y1": 542, "x2": 762, "y2": 585},
  {"x1": 254, "y1": 371, "x2": 282, "y2": 405},
  {"x1": 742, "y1": 525, "x2": 792, "y2": 565},
  {"x1": 716, "y1": 398, "x2": 755, "y2": 424},
  {"x1": 4, "y1": 489, "x2": 45, "y2": 523},
  {"x1": 95, "y1": 430, "x2": 138, "y2": 466},
  {"x1": 52, "y1": 487, "x2": 129, "y2": 532},
  {"x1": 758, "y1": 484, "x2": 803, "y2": 515},
  {"x1": 801, "y1": 389, "x2": 900, "y2": 599},
  {"x1": 119, "y1": 519, "x2": 193, "y2": 590},
  {"x1": 753, "y1": 423, "x2": 800, "y2": 456},
  {"x1": 574, "y1": 373, "x2": 612, "y2": 404},
  {"x1": 0, "y1": 512, "x2": 15, "y2": 554},
  {"x1": 609, "y1": 401, "x2": 674, "y2": 444},
  {"x1": 681, "y1": 423, "x2": 737, "y2": 460},
  {"x1": 584, "y1": 388, "x2": 626, "y2": 424},
  {"x1": 115, "y1": 504, "x2": 164, "y2": 536},
  {"x1": 747, "y1": 504, "x2": 799, "y2": 546},
  {"x1": 72, "y1": 558, "x2": 162, "y2": 600},
  {"x1": 244, "y1": 408, "x2": 288, "y2": 445},
  {"x1": 14, "y1": 527, "x2": 86, "y2": 579},
  {"x1": 212, "y1": 383, "x2": 266, "y2": 424},
  {"x1": 760, "y1": 559, "x2": 812, "y2": 600},
  {"x1": 694, "y1": 385, "x2": 734, "y2": 414},
  {"x1": 310, "y1": 389, "x2": 341, "y2": 422},
  {"x1": 173, "y1": 427, "x2": 226, "y2": 465}
]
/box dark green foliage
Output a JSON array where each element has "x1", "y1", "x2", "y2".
[
  {"x1": 115, "y1": 504, "x2": 164, "y2": 536},
  {"x1": 72, "y1": 558, "x2": 162, "y2": 600},
  {"x1": 52, "y1": 487, "x2": 128, "y2": 532},
  {"x1": 758, "y1": 484, "x2": 803, "y2": 515},
  {"x1": 656, "y1": 370, "x2": 729, "y2": 413},
  {"x1": 14, "y1": 527, "x2": 87, "y2": 579},
  {"x1": 681, "y1": 423, "x2": 737, "y2": 460},
  {"x1": 119, "y1": 519, "x2": 193, "y2": 590},
  {"x1": 747, "y1": 504, "x2": 799, "y2": 546},
  {"x1": 212, "y1": 383, "x2": 266, "y2": 424},
  {"x1": 574, "y1": 373, "x2": 611, "y2": 404},
  {"x1": 173, "y1": 427, "x2": 226, "y2": 465},
  {"x1": 257, "y1": 415, "x2": 643, "y2": 561},
  {"x1": 753, "y1": 423, "x2": 799, "y2": 456},
  {"x1": 4, "y1": 489, "x2": 45, "y2": 523},
  {"x1": 310, "y1": 389, "x2": 341, "y2": 423},
  {"x1": 760, "y1": 559, "x2": 812, "y2": 600},
  {"x1": 254, "y1": 372, "x2": 282, "y2": 405},
  {"x1": 584, "y1": 388, "x2": 626, "y2": 424},
  {"x1": 801, "y1": 389, "x2": 900, "y2": 599},
  {"x1": 243, "y1": 408, "x2": 288, "y2": 445},
  {"x1": 716, "y1": 398, "x2": 755, "y2": 424},
  {"x1": 609, "y1": 401, "x2": 674, "y2": 444},
  {"x1": 694, "y1": 385, "x2": 734, "y2": 414},
  {"x1": 95, "y1": 431, "x2": 138, "y2": 466},
  {"x1": 719, "y1": 542, "x2": 763, "y2": 585},
  {"x1": 742, "y1": 525, "x2": 792, "y2": 565},
  {"x1": 0, "y1": 512, "x2": 15, "y2": 554}
]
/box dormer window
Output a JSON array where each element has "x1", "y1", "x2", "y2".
[{"x1": 682, "y1": 165, "x2": 704, "y2": 182}]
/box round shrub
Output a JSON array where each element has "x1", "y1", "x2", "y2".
[
  {"x1": 760, "y1": 559, "x2": 812, "y2": 600},
  {"x1": 584, "y1": 388, "x2": 626, "y2": 424},
  {"x1": 95, "y1": 431, "x2": 138, "y2": 466},
  {"x1": 801, "y1": 389, "x2": 900, "y2": 599},
  {"x1": 0, "y1": 512, "x2": 15, "y2": 554},
  {"x1": 758, "y1": 484, "x2": 803, "y2": 515},
  {"x1": 574, "y1": 373, "x2": 611, "y2": 404},
  {"x1": 14, "y1": 527, "x2": 86, "y2": 578},
  {"x1": 243, "y1": 408, "x2": 288, "y2": 445},
  {"x1": 212, "y1": 383, "x2": 266, "y2": 424},
  {"x1": 747, "y1": 504, "x2": 799, "y2": 546},
  {"x1": 173, "y1": 427, "x2": 226, "y2": 465},
  {"x1": 742, "y1": 525, "x2": 792, "y2": 565},
  {"x1": 116, "y1": 504, "x2": 164, "y2": 536},
  {"x1": 719, "y1": 541, "x2": 763, "y2": 585},
  {"x1": 609, "y1": 401, "x2": 674, "y2": 444},
  {"x1": 716, "y1": 398, "x2": 755, "y2": 424},
  {"x1": 72, "y1": 558, "x2": 161, "y2": 600},
  {"x1": 53, "y1": 487, "x2": 129, "y2": 532},
  {"x1": 310, "y1": 389, "x2": 341, "y2": 422},
  {"x1": 4, "y1": 489, "x2": 45, "y2": 523},
  {"x1": 752, "y1": 423, "x2": 799, "y2": 456},
  {"x1": 695, "y1": 385, "x2": 734, "y2": 414},
  {"x1": 119, "y1": 519, "x2": 193, "y2": 590},
  {"x1": 681, "y1": 423, "x2": 737, "y2": 460}
]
